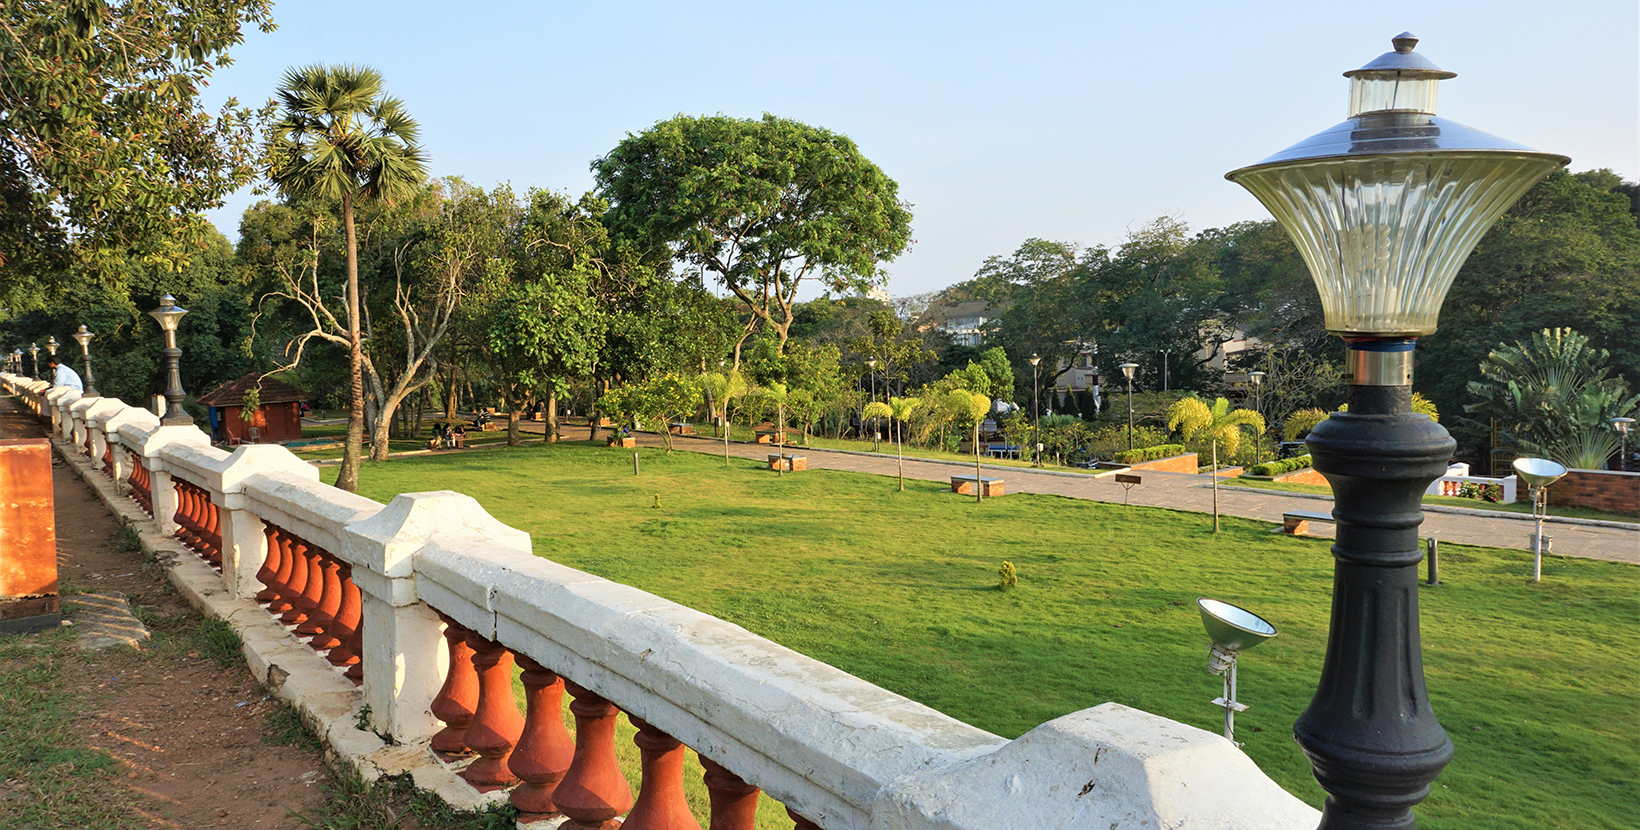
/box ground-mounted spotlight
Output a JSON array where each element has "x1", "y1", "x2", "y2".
[
  {"x1": 1196, "y1": 597, "x2": 1277, "y2": 745},
  {"x1": 1512, "y1": 457, "x2": 1568, "y2": 582}
]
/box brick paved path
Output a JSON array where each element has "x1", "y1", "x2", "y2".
[{"x1": 617, "y1": 430, "x2": 1639, "y2": 565}]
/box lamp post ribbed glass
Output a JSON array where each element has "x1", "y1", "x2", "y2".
[
  {"x1": 72, "y1": 326, "x2": 99, "y2": 397},
  {"x1": 148, "y1": 295, "x2": 192, "y2": 425},
  {"x1": 1227, "y1": 33, "x2": 1566, "y2": 830}
]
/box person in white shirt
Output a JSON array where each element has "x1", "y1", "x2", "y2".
[{"x1": 47, "y1": 357, "x2": 83, "y2": 391}]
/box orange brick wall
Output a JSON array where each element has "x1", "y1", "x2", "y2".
[
  {"x1": 1130, "y1": 453, "x2": 1199, "y2": 474},
  {"x1": 1548, "y1": 469, "x2": 1640, "y2": 516},
  {"x1": 0, "y1": 439, "x2": 58, "y2": 599},
  {"x1": 1277, "y1": 467, "x2": 1330, "y2": 487}
]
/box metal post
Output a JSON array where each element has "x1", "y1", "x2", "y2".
[
  {"x1": 1297, "y1": 347, "x2": 1453, "y2": 830},
  {"x1": 1126, "y1": 377, "x2": 1134, "y2": 451},
  {"x1": 1032, "y1": 358, "x2": 1041, "y2": 467},
  {"x1": 633, "y1": 451, "x2": 640, "y2": 477},
  {"x1": 1426, "y1": 537, "x2": 1439, "y2": 586}
]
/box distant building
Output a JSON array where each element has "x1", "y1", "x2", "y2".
[
  {"x1": 926, "y1": 301, "x2": 992, "y2": 347},
  {"x1": 197, "y1": 373, "x2": 310, "y2": 444},
  {"x1": 1052, "y1": 342, "x2": 1103, "y2": 412}
]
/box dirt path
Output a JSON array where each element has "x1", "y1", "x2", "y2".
[{"x1": 1, "y1": 399, "x2": 329, "y2": 829}]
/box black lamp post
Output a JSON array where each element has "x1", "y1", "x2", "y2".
[
  {"x1": 1248, "y1": 370, "x2": 1266, "y2": 465},
  {"x1": 71, "y1": 326, "x2": 99, "y2": 397},
  {"x1": 1118, "y1": 362, "x2": 1138, "y2": 451},
  {"x1": 149, "y1": 294, "x2": 192, "y2": 425},
  {"x1": 1229, "y1": 33, "x2": 1566, "y2": 830},
  {"x1": 1614, "y1": 417, "x2": 1635, "y2": 471},
  {"x1": 1029, "y1": 353, "x2": 1042, "y2": 467}
]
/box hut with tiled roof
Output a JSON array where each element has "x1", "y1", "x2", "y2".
[{"x1": 197, "y1": 373, "x2": 309, "y2": 444}]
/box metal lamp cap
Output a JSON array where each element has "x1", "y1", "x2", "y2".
[{"x1": 1343, "y1": 32, "x2": 1456, "y2": 81}]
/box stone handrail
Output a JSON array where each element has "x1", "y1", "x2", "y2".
[{"x1": 2, "y1": 371, "x2": 1318, "y2": 830}]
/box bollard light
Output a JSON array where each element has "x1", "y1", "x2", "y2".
[
  {"x1": 148, "y1": 294, "x2": 192, "y2": 425},
  {"x1": 71, "y1": 325, "x2": 99, "y2": 397},
  {"x1": 1227, "y1": 33, "x2": 1567, "y2": 830}
]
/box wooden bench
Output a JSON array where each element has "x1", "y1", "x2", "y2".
[
  {"x1": 1283, "y1": 509, "x2": 1335, "y2": 536},
  {"x1": 754, "y1": 430, "x2": 787, "y2": 444},
  {"x1": 951, "y1": 475, "x2": 1004, "y2": 497},
  {"x1": 767, "y1": 454, "x2": 807, "y2": 472}
]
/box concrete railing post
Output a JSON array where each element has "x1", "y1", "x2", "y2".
[
  {"x1": 342, "y1": 491, "x2": 529, "y2": 744},
  {"x1": 216, "y1": 445, "x2": 318, "y2": 600}
]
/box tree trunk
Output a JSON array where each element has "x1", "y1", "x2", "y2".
[
  {"x1": 1212, "y1": 440, "x2": 1220, "y2": 533},
  {"x1": 973, "y1": 423, "x2": 983, "y2": 504},
  {"x1": 444, "y1": 364, "x2": 458, "y2": 419},
  {"x1": 337, "y1": 192, "x2": 364, "y2": 492},
  {"x1": 545, "y1": 390, "x2": 559, "y2": 443},
  {"x1": 508, "y1": 408, "x2": 521, "y2": 447},
  {"x1": 896, "y1": 420, "x2": 905, "y2": 492}
]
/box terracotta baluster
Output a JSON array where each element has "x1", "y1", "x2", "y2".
[
  {"x1": 172, "y1": 482, "x2": 198, "y2": 549},
  {"x1": 102, "y1": 442, "x2": 113, "y2": 477},
  {"x1": 278, "y1": 537, "x2": 313, "y2": 625},
  {"x1": 623, "y1": 716, "x2": 703, "y2": 830},
  {"x1": 555, "y1": 682, "x2": 635, "y2": 830},
  {"x1": 787, "y1": 810, "x2": 821, "y2": 830},
  {"x1": 343, "y1": 619, "x2": 363, "y2": 685},
  {"x1": 700, "y1": 757, "x2": 759, "y2": 830},
  {"x1": 510, "y1": 655, "x2": 575, "y2": 821},
  {"x1": 297, "y1": 550, "x2": 342, "y2": 640},
  {"x1": 429, "y1": 616, "x2": 478, "y2": 756},
  {"x1": 458, "y1": 632, "x2": 524, "y2": 789},
  {"x1": 324, "y1": 571, "x2": 362, "y2": 667},
  {"x1": 201, "y1": 497, "x2": 222, "y2": 565},
  {"x1": 266, "y1": 530, "x2": 299, "y2": 614},
  {"x1": 255, "y1": 525, "x2": 285, "y2": 603}
]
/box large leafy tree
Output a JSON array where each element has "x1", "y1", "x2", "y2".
[
  {"x1": 593, "y1": 114, "x2": 913, "y2": 357},
  {"x1": 265, "y1": 64, "x2": 426, "y2": 491},
  {"x1": 0, "y1": 0, "x2": 274, "y2": 290}
]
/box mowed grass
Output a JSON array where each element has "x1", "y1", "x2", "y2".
[{"x1": 351, "y1": 442, "x2": 1639, "y2": 830}]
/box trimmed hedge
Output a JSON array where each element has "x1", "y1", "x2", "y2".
[
  {"x1": 1247, "y1": 454, "x2": 1313, "y2": 477},
  {"x1": 1113, "y1": 444, "x2": 1187, "y2": 464}
]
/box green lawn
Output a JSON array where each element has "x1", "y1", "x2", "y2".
[
  {"x1": 348, "y1": 442, "x2": 1638, "y2": 830},
  {"x1": 1223, "y1": 476, "x2": 1640, "y2": 524}
]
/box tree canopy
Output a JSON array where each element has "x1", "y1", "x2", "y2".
[
  {"x1": 593, "y1": 113, "x2": 913, "y2": 354},
  {"x1": 0, "y1": 0, "x2": 274, "y2": 292}
]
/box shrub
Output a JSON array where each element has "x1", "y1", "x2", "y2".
[
  {"x1": 1113, "y1": 444, "x2": 1186, "y2": 464},
  {"x1": 1247, "y1": 454, "x2": 1314, "y2": 477},
  {"x1": 997, "y1": 561, "x2": 1018, "y2": 590}
]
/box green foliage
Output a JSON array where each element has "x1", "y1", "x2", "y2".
[
  {"x1": 1283, "y1": 408, "x2": 1329, "y2": 441},
  {"x1": 594, "y1": 113, "x2": 913, "y2": 347},
  {"x1": 1247, "y1": 455, "x2": 1313, "y2": 477},
  {"x1": 1465, "y1": 328, "x2": 1639, "y2": 469},
  {"x1": 1112, "y1": 444, "x2": 1186, "y2": 464},
  {"x1": 997, "y1": 561, "x2": 1018, "y2": 590},
  {"x1": 1166, "y1": 397, "x2": 1265, "y2": 458},
  {"x1": 0, "y1": 0, "x2": 275, "y2": 286}
]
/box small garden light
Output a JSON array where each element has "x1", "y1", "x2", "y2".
[
  {"x1": 1513, "y1": 457, "x2": 1568, "y2": 582},
  {"x1": 1196, "y1": 598, "x2": 1277, "y2": 745},
  {"x1": 1613, "y1": 417, "x2": 1635, "y2": 471}
]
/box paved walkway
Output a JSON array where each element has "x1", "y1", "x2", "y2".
[{"x1": 613, "y1": 429, "x2": 1639, "y2": 565}]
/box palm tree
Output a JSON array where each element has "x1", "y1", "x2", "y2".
[
  {"x1": 864, "y1": 396, "x2": 921, "y2": 491},
  {"x1": 943, "y1": 389, "x2": 991, "y2": 503},
  {"x1": 1167, "y1": 396, "x2": 1266, "y2": 532},
  {"x1": 696, "y1": 370, "x2": 747, "y2": 467},
  {"x1": 266, "y1": 64, "x2": 427, "y2": 492},
  {"x1": 760, "y1": 382, "x2": 791, "y2": 476}
]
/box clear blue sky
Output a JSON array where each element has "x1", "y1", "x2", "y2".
[{"x1": 202, "y1": 1, "x2": 1639, "y2": 298}]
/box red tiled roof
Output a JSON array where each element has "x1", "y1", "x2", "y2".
[{"x1": 197, "y1": 373, "x2": 310, "y2": 407}]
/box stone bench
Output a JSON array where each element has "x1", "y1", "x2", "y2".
[
  {"x1": 754, "y1": 430, "x2": 787, "y2": 444},
  {"x1": 668, "y1": 422, "x2": 695, "y2": 435},
  {"x1": 1283, "y1": 510, "x2": 1335, "y2": 536},
  {"x1": 951, "y1": 475, "x2": 1004, "y2": 497},
  {"x1": 767, "y1": 454, "x2": 807, "y2": 472}
]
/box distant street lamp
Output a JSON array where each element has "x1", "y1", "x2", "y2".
[
  {"x1": 71, "y1": 326, "x2": 99, "y2": 397},
  {"x1": 1614, "y1": 417, "x2": 1635, "y2": 471},
  {"x1": 28, "y1": 342, "x2": 39, "y2": 379},
  {"x1": 148, "y1": 294, "x2": 192, "y2": 425},
  {"x1": 1029, "y1": 353, "x2": 1042, "y2": 467},
  {"x1": 1159, "y1": 349, "x2": 1171, "y2": 391},
  {"x1": 1119, "y1": 362, "x2": 1138, "y2": 451},
  {"x1": 1248, "y1": 371, "x2": 1266, "y2": 464},
  {"x1": 1228, "y1": 32, "x2": 1566, "y2": 830}
]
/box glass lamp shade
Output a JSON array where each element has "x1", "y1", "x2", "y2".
[
  {"x1": 72, "y1": 325, "x2": 93, "y2": 348},
  {"x1": 1029, "y1": 353, "x2": 1041, "y2": 367},
  {"x1": 1119, "y1": 362, "x2": 1138, "y2": 380},
  {"x1": 1227, "y1": 34, "x2": 1568, "y2": 339},
  {"x1": 149, "y1": 294, "x2": 188, "y2": 332},
  {"x1": 46, "y1": 336, "x2": 56, "y2": 355}
]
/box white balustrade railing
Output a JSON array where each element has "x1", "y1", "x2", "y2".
[
  {"x1": 2, "y1": 371, "x2": 1317, "y2": 829},
  {"x1": 1426, "y1": 463, "x2": 1519, "y2": 503}
]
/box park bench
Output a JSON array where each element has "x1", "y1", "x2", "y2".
[
  {"x1": 754, "y1": 429, "x2": 787, "y2": 444},
  {"x1": 668, "y1": 422, "x2": 694, "y2": 435},
  {"x1": 1283, "y1": 509, "x2": 1335, "y2": 536},
  {"x1": 986, "y1": 444, "x2": 1021, "y2": 459},
  {"x1": 767, "y1": 453, "x2": 807, "y2": 472},
  {"x1": 951, "y1": 474, "x2": 1004, "y2": 497}
]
